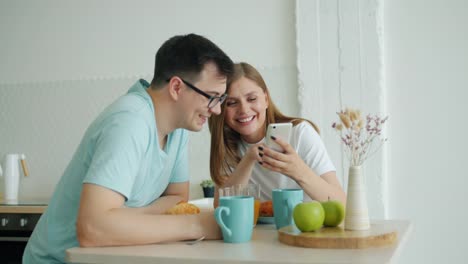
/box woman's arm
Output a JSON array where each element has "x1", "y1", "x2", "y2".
[{"x1": 213, "y1": 144, "x2": 263, "y2": 207}]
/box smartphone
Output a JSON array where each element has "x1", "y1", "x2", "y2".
[{"x1": 265, "y1": 123, "x2": 292, "y2": 152}]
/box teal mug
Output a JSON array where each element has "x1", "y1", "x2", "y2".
[
  {"x1": 214, "y1": 196, "x2": 254, "y2": 243},
  {"x1": 272, "y1": 189, "x2": 303, "y2": 229}
]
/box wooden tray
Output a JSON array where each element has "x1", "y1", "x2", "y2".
[{"x1": 278, "y1": 223, "x2": 397, "y2": 249}]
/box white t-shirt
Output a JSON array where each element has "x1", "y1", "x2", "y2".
[{"x1": 239, "y1": 122, "x2": 335, "y2": 201}]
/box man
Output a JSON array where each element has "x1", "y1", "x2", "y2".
[{"x1": 23, "y1": 33, "x2": 234, "y2": 263}]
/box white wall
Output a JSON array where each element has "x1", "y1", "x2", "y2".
[
  {"x1": 386, "y1": 0, "x2": 468, "y2": 263},
  {"x1": 0, "y1": 0, "x2": 298, "y2": 199},
  {"x1": 296, "y1": 0, "x2": 387, "y2": 219},
  {"x1": 297, "y1": 1, "x2": 468, "y2": 262},
  {"x1": 1, "y1": 0, "x2": 467, "y2": 263}
]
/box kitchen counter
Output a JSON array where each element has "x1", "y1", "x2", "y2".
[
  {"x1": 0, "y1": 205, "x2": 47, "y2": 214},
  {"x1": 0, "y1": 199, "x2": 47, "y2": 262},
  {"x1": 66, "y1": 219, "x2": 412, "y2": 264},
  {"x1": 0, "y1": 199, "x2": 48, "y2": 214}
]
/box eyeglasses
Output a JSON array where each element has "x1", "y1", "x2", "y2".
[{"x1": 166, "y1": 78, "x2": 227, "y2": 109}]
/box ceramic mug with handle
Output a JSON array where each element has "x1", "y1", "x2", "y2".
[
  {"x1": 272, "y1": 189, "x2": 303, "y2": 229},
  {"x1": 219, "y1": 184, "x2": 261, "y2": 226},
  {"x1": 214, "y1": 196, "x2": 254, "y2": 243}
]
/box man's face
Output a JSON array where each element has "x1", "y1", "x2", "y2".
[{"x1": 178, "y1": 62, "x2": 227, "y2": 132}]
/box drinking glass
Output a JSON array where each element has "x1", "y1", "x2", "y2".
[
  {"x1": 219, "y1": 186, "x2": 237, "y2": 197},
  {"x1": 219, "y1": 184, "x2": 261, "y2": 225},
  {"x1": 241, "y1": 184, "x2": 261, "y2": 226}
]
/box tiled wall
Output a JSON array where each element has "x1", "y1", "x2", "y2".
[{"x1": 0, "y1": 65, "x2": 297, "y2": 200}]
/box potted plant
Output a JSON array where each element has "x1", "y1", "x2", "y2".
[{"x1": 200, "y1": 179, "x2": 215, "y2": 198}]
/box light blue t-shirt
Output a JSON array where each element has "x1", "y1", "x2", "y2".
[{"x1": 23, "y1": 79, "x2": 189, "y2": 264}]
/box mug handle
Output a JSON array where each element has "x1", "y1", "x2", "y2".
[
  {"x1": 214, "y1": 206, "x2": 232, "y2": 237},
  {"x1": 286, "y1": 198, "x2": 296, "y2": 227}
]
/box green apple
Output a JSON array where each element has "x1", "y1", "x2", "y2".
[
  {"x1": 321, "y1": 199, "x2": 345, "y2": 227},
  {"x1": 292, "y1": 201, "x2": 325, "y2": 232}
]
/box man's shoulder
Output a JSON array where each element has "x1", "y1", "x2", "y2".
[
  {"x1": 113, "y1": 91, "x2": 152, "y2": 113},
  {"x1": 85, "y1": 95, "x2": 155, "y2": 141},
  {"x1": 103, "y1": 80, "x2": 152, "y2": 114},
  {"x1": 96, "y1": 91, "x2": 154, "y2": 127}
]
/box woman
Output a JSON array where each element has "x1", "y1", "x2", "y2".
[{"x1": 209, "y1": 62, "x2": 345, "y2": 205}]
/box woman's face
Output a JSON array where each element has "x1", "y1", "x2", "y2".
[{"x1": 224, "y1": 77, "x2": 269, "y2": 143}]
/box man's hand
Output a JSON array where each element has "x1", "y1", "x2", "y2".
[{"x1": 197, "y1": 212, "x2": 222, "y2": 240}]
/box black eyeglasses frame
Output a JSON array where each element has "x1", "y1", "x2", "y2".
[{"x1": 166, "y1": 77, "x2": 227, "y2": 109}]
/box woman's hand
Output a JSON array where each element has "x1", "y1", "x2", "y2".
[
  {"x1": 217, "y1": 143, "x2": 264, "y2": 193},
  {"x1": 258, "y1": 137, "x2": 308, "y2": 181},
  {"x1": 243, "y1": 143, "x2": 264, "y2": 164},
  {"x1": 259, "y1": 136, "x2": 346, "y2": 204}
]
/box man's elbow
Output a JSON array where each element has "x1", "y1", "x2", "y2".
[
  {"x1": 180, "y1": 193, "x2": 189, "y2": 202},
  {"x1": 76, "y1": 220, "x2": 104, "y2": 247}
]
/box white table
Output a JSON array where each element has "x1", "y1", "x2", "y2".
[{"x1": 66, "y1": 219, "x2": 412, "y2": 264}]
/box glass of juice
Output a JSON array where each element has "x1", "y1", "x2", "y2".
[
  {"x1": 219, "y1": 184, "x2": 261, "y2": 226},
  {"x1": 242, "y1": 184, "x2": 261, "y2": 226}
]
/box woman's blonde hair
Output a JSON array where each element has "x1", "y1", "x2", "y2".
[{"x1": 208, "y1": 62, "x2": 319, "y2": 186}]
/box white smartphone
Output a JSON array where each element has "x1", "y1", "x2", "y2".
[{"x1": 265, "y1": 123, "x2": 292, "y2": 152}]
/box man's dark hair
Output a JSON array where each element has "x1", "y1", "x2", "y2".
[{"x1": 151, "y1": 33, "x2": 233, "y2": 88}]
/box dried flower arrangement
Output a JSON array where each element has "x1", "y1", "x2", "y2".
[{"x1": 332, "y1": 108, "x2": 388, "y2": 166}]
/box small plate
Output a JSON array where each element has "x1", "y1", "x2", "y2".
[{"x1": 257, "y1": 216, "x2": 275, "y2": 224}]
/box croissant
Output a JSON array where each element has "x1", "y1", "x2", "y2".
[{"x1": 165, "y1": 202, "x2": 201, "y2": 215}]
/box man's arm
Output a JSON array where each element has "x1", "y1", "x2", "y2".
[{"x1": 76, "y1": 183, "x2": 220, "y2": 247}]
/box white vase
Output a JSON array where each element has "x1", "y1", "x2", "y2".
[{"x1": 344, "y1": 166, "x2": 370, "y2": 230}]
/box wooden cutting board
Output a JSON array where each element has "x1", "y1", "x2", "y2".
[{"x1": 278, "y1": 223, "x2": 397, "y2": 249}]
